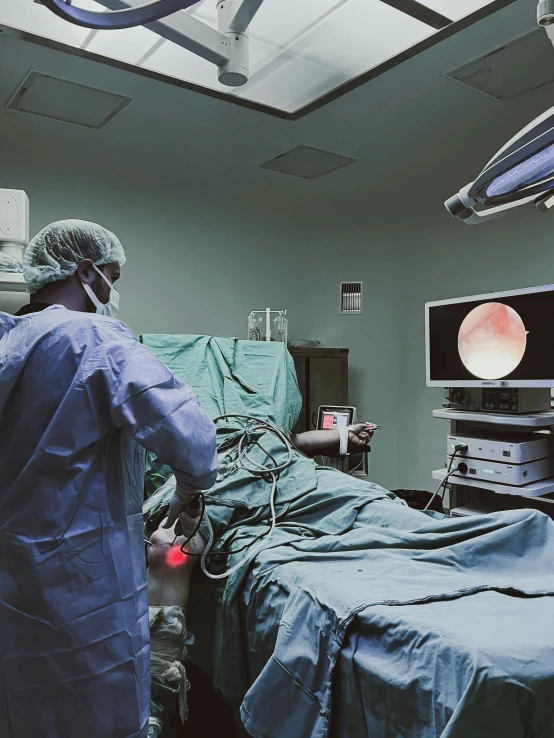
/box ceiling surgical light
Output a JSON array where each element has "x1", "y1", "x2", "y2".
[
  {"x1": 445, "y1": 105, "x2": 554, "y2": 225},
  {"x1": 446, "y1": 2, "x2": 554, "y2": 225},
  {"x1": 40, "y1": 0, "x2": 201, "y2": 30},
  {"x1": 486, "y1": 141, "x2": 554, "y2": 199}
]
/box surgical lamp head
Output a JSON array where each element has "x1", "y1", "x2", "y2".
[
  {"x1": 445, "y1": 104, "x2": 554, "y2": 225},
  {"x1": 39, "y1": 0, "x2": 201, "y2": 31},
  {"x1": 446, "y1": 1, "x2": 554, "y2": 224}
]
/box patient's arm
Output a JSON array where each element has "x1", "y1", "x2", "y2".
[
  {"x1": 147, "y1": 518, "x2": 207, "y2": 608},
  {"x1": 292, "y1": 423, "x2": 373, "y2": 458}
]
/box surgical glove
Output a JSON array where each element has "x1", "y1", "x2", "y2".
[
  {"x1": 175, "y1": 506, "x2": 203, "y2": 540},
  {"x1": 163, "y1": 485, "x2": 201, "y2": 529}
]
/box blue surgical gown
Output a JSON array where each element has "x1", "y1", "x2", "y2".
[{"x1": 0, "y1": 306, "x2": 218, "y2": 738}]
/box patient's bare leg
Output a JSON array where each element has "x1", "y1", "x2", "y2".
[
  {"x1": 146, "y1": 520, "x2": 207, "y2": 738},
  {"x1": 147, "y1": 520, "x2": 206, "y2": 607}
]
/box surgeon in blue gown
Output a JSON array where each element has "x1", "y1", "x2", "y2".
[{"x1": 0, "y1": 220, "x2": 218, "y2": 738}]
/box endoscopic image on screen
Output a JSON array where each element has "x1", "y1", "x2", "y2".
[
  {"x1": 458, "y1": 302, "x2": 528, "y2": 379},
  {"x1": 428, "y1": 291, "x2": 554, "y2": 383}
]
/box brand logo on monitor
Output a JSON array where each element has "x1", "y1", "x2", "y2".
[{"x1": 482, "y1": 381, "x2": 497, "y2": 386}]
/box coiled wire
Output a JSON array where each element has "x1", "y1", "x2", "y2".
[{"x1": 199, "y1": 414, "x2": 294, "y2": 580}]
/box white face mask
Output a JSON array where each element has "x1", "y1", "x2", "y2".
[{"x1": 81, "y1": 264, "x2": 120, "y2": 318}]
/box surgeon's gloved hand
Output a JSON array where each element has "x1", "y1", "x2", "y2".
[
  {"x1": 162, "y1": 484, "x2": 201, "y2": 529},
  {"x1": 175, "y1": 505, "x2": 203, "y2": 540}
]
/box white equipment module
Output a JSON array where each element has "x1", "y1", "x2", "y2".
[
  {"x1": 0, "y1": 189, "x2": 29, "y2": 261},
  {"x1": 447, "y1": 432, "x2": 554, "y2": 464},
  {"x1": 0, "y1": 188, "x2": 29, "y2": 300},
  {"x1": 451, "y1": 502, "x2": 501, "y2": 517},
  {"x1": 450, "y1": 456, "x2": 554, "y2": 486},
  {"x1": 443, "y1": 387, "x2": 552, "y2": 414}
]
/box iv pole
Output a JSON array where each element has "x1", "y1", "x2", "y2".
[{"x1": 248, "y1": 308, "x2": 287, "y2": 342}]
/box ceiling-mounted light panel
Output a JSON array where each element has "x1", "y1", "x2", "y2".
[{"x1": 0, "y1": 0, "x2": 513, "y2": 118}]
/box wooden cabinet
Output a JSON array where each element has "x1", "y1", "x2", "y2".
[{"x1": 288, "y1": 347, "x2": 349, "y2": 432}]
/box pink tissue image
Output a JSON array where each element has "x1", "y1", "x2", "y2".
[{"x1": 458, "y1": 302, "x2": 528, "y2": 380}]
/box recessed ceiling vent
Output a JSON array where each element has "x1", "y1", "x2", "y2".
[
  {"x1": 7, "y1": 71, "x2": 133, "y2": 129},
  {"x1": 340, "y1": 282, "x2": 363, "y2": 314},
  {"x1": 260, "y1": 145, "x2": 357, "y2": 180},
  {"x1": 446, "y1": 29, "x2": 554, "y2": 101}
]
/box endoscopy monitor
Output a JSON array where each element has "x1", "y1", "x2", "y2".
[{"x1": 426, "y1": 284, "x2": 554, "y2": 388}]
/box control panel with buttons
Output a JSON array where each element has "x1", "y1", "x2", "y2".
[{"x1": 482, "y1": 389, "x2": 524, "y2": 413}]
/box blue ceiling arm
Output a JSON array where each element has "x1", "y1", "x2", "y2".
[{"x1": 40, "y1": 0, "x2": 201, "y2": 30}]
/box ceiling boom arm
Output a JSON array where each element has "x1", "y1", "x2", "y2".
[
  {"x1": 40, "y1": 0, "x2": 458, "y2": 90},
  {"x1": 96, "y1": 0, "x2": 230, "y2": 66},
  {"x1": 96, "y1": 0, "x2": 267, "y2": 84},
  {"x1": 227, "y1": 0, "x2": 265, "y2": 32}
]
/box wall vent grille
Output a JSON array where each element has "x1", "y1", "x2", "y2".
[{"x1": 340, "y1": 282, "x2": 363, "y2": 314}]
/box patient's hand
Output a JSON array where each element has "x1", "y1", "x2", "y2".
[{"x1": 347, "y1": 423, "x2": 373, "y2": 452}]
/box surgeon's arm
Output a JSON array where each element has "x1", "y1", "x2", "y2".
[
  {"x1": 110, "y1": 339, "x2": 218, "y2": 496},
  {"x1": 292, "y1": 423, "x2": 373, "y2": 458}
]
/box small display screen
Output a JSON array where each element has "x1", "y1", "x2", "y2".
[
  {"x1": 427, "y1": 287, "x2": 554, "y2": 385},
  {"x1": 321, "y1": 411, "x2": 351, "y2": 430}
]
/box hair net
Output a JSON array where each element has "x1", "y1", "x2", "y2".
[{"x1": 23, "y1": 219, "x2": 126, "y2": 292}]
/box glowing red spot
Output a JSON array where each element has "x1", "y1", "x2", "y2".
[{"x1": 165, "y1": 546, "x2": 188, "y2": 568}]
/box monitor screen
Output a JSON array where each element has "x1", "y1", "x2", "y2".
[
  {"x1": 426, "y1": 284, "x2": 554, "y2": 387},
  {"x1": 317, "y1": 406, "x2": 355, "y2": 430},
  {"x1": 321, "y1": 411, "x2": 351, "y2": 430}
]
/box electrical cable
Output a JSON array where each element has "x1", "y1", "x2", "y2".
[
  {"x1": 172, "y1": 493, "x2": 205, "y2": 549},
  {"x1": 348, "y1": 457, "x2": 365, "y2": 475},
  {"x1": 424, "y1": 445, "x2": 468, "y2": 511},
  {"x1": 170, "y1": 417, "x2": 374, "y2": 576},
  {"x1": 200, "y1": 479, "x2": 278, "y2": 580},
  {"x1": 169, "y1": 414, "x2": 294, "y2": 580},
  {"x1": 424, "y1": 467, "x2": 455, "y2": 512},
  {"x1": 178, "y1": 439, "x2": 281, "y2": 559}
]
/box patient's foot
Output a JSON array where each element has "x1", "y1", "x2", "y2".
[{"x1": 149, "y1": 606, "x2": 190, "y2": 736}]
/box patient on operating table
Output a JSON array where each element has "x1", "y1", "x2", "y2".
[
  {"x1": 145, "y1": 423, "x2": 373, "y2": 737},
  {"x1": 141, "y1": 335, "x2": 554, "y2": 738}
]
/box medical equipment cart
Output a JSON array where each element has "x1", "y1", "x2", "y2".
[{"x1": 432, "y1": 408, "x2": 554, "y2": 519}]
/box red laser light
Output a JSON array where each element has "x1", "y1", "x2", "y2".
[{"x1": 165, "y1": 546, "x2": 188, "y2": 568}]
